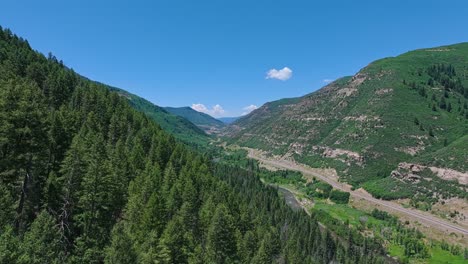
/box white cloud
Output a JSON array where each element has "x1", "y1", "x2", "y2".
[
  {"x1": 322, "y1": 79, "x2": 334, "y2": 84},
  {"x1": 266, "y1": 67, "x2": 292, "y2": 81},
  {"x1": 242, "y1": 104, "x2": 258, "y2": 115},
  {"x1": 191, "y1": 103, "x2": 226, "y2": 118},
  {"x1": 191, "y1": 103, "x2": 208, "y2": 113},
  {"x1": 212, "y1": 104, "x2": 225, "y2": 116}
]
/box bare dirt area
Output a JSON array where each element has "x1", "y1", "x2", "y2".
[
  {"x1": 245, "y1": 147, "x2": 468, "y2": 247},
  {"x1": 429, "y1": 167, "x2": 468, "y2": 185},
  {"x1": 351, "y1": 197, "x2": 467, "y2": 247},
  {"x1": 431, "y1": 198, "x2": 468, "y2": 229}
]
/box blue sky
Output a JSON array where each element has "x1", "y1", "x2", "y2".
[{"x1": 2, "y1": 0, "x2": 468, "y2": 117}]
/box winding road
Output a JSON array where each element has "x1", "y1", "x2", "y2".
[{"x1": 247, "y1": 148, "x2": 468, "y2": 237}]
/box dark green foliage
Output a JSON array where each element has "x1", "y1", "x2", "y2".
[
  {"x1": 259, "y1": 169, "x2": 305, "y2": 185},
  {"x1": 0, "y1": 226, "x2": 19, "y2": 263},
  {"x1": 18, "y1": 211, "x2": 64, "y2": 264},
  {"x1": 306, "y1": 181, "x2": 333, "y2": 198},
  {"x1": 206, "y1": 205, "x2": 237, "y2": 263},
  {"x1": 164, "y1": 106, "x2": 225, "y2": 129},
  {"x1": 110, "y1": 88, "x2": 210, "y2": 147},
  {"x1": 363, "y1": 177, "x2": 413, "y2": 200},
  {"x1": 439, "y1": 96, "x2": 447, "y2": 109},
  {"x1": 428, "y1": 127, "x2": 435, "y2": 137},
  {"x1": 371, "y1": 209, "x2": 394, "y2": 221},
  {"x1": 329, "y1": 190, "x2": 350, "y2": 204},
  {"x1": 427, "y1": 63, "x2": 466, "y2": 98},
  {"x1": 213, "y1": 163, "x2": 389, "y2": 263},
  {"x1": 104, "y1": 222, "x2": 136, "y2": 264}
]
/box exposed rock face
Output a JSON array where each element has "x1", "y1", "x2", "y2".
[
  {"x1": 398, "y1": 162, "x2": 425, "y2": 173},
  {"x1": 311, "y1": 146, "x2": 363, "y2": 166},
  {"x1": 429, "y1": 167, "x2": 468, "y2": 185},
  {"x1": 375, "y1": 88, "x2": 393, "y2": 95},
  {"x1": 391, "y1": 169, "x2": 421, "y2": 183},
  {"x1": 397, "y1": 162, "x2": 468, "y2": 185},
  {"x1": 394, "y1": 146, "x2": 425, "y2": 156},
  {"x1": 344, "y1": 115, "x2": 380, "y2": 122}
]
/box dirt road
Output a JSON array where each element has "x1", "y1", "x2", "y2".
[{"x1": 247, "y1": 148, "x2": 468, "y2": 237}]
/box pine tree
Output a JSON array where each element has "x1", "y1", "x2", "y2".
[
  {"x1": 251, "y1": 242, "x2": 270, "y2": 264},
  {"x1": 56, "y1": 132, "x2": 87, "y2": 248},
  {"x1": 0, "y1": 80, "x2": 49, "y2": 232},
  {"x1": 157, "y1": 216, "x2": 188, "y2": 264},
  {"x1": 141, "y1": 191, "x2": 167, "y2": 239},
  {"x1": 439, "y1": 96, "x2": 447, "y2": 109},
  {"x1": 104, "y1": 222, "x2": 136, "y2": 264},
  {"x1": 427, "y1": 78, "x2": 434, "y2": 86},
  {"x1": 206, "y1": 204, "x2": 237, "y2": 263},
  {"x1": 73, "y1": 130, "x2": 113, "y2": 260},
  {"x1": 428, "y1": 128, "x2": 435, "y2": 137},
  {"x1": 0, "y1": 185, "x2": 15, "y2": 228},
  {"x1": 106, "y1": 139, "x2": 131, "y2": 220},
  {"x1": 18, "y1": 211, "x2": 64, "y2": 264},
  {"x1": 125, "y1": 161, "x2": 163, "y2": 247},
  {"x1": 0, "y1": 225, "x2": 20, "y2": 263}
]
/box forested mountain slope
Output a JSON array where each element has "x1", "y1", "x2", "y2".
[
  {"x1": 0, "y1": 26, "x2": 390, "y2": 263},
  {"x1": 226, "y1": 43, "x2": 468, "y2": 204},
  {"x1": 109, "y1": 87, "x2": 210, "y2": 147},
  {"x1": 164, "y1": 106, "x2": 225, "y2": 134}
]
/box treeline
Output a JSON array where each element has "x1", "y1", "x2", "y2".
[
  {"x1": 214, "y1": 164, "x2": 389, "y2": 264},
  {"x1": 403, "y1": 63, "x2": 468, "y2": 119},
  {"x1": 0, "y1": 26, "x2": 391, "y2": 263},
  {"x1": 427, "y1": 63, "x2": 467, "y2": 97}
]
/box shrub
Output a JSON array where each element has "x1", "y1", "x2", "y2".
[{"x1": 329, "y1": 190, "x2": 350, "y2": 204}]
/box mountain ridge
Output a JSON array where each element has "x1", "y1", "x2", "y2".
[
  {"x1": 164, "y1": 106, "x2": 224, "y2": 134},
  {"x1": 108, "y1": 87, "x2": 210, "y2": 146},
  {"x1": 226, "y1": 42, "x2": 468, "y2": 205}
]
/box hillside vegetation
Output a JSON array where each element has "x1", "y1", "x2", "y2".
[
  {"x1": 109, "y1": 88, "x2": 210, "y2": 147},
  {"x1": 164, "y1": 106, "x2": 225, "y2": 134},
  {"x1": 0, "y1": 26, "x2": 393, "y2": 263},
  {"x1": 226, "y1": 43, "x2": 468, "y2": 206}
]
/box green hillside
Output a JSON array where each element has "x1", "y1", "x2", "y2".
[
  {"x1": 164, "y1": 106, "x2": 224, "y2": 133},
  {"x1": 227, "y1": 43, "x2": 468, "y2": 204},
  {"x1": 109, "y1": 88, "x2": 210, "y2": 147},
  {"x1": 0, "y1": 26, "x2": 394, "y2": 264}
]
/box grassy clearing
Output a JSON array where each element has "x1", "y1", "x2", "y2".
[
  {"x1": 423, "y1": 247, "x2": 467, "y2": 264},
  {"x1": 313, "y1": 201, "x2": 383, "y2": 227}
]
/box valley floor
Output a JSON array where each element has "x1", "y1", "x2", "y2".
[{"x1": 245, "y1": 147, "x2": 468, "y2": 247}]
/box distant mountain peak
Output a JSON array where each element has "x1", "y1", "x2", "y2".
[{"x1": 164, "y1": 106, "x2": 225, "y2": 134}]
